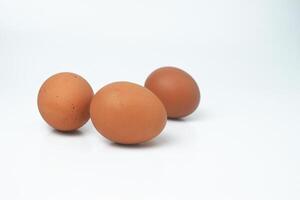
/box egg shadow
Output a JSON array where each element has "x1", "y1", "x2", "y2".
[
  {"x1": 168, "y1": 109, "x2": 210, "y2": 122},
  {"x1": 108, "y1": 132, "x2": 173, "y2": 149},
  {"x1": 50, "y1": 128, "x2": 84, "y2": 137}
]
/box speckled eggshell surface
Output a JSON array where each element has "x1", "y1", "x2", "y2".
[
  {"x1": 90, "y1": 81, "x2": 167, "y2": 144},
  {"x1": 38, "y1": 72, "x2": 94, "y2": 131},
  {"x1": 145, "y1": 66, "x2": 200, "y2": 118}
]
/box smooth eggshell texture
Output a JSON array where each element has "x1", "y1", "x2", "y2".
[
  {"x1": 90, "y1": 81, "x2": 167, "y2": 144},
  {"x1": 38, "y1": 72, "x2": 94, "y2": 131},
  {"x1": 145, "y1": 66, "x2": 200, "y2": 118}
]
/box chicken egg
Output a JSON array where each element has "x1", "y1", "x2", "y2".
[
  {"x1": 90, "y1": 81, "x2": 167, "y2": 144},
  {"x1": 145, "y1": 66, "x2": 200, "y2": 118},
  {"x1": 38, "y1": 72, "x2": 94, "y2": 131}
]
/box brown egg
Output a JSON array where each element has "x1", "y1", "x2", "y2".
[
  {"x1": 90, "y1": 82, "x2": 167, "y2": 144},
  {"x1": 38, "y1": 72, "x2": 94, "y2": 131},
  {"x1": 145, "y1": 66, "x2": 200, "y2": 118}
]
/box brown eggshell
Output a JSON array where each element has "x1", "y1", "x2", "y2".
[
  {"x1": 90, "y1": 81, "x2": 167, "y2": 144},
  {"x1": 145, "y1": 66, "x2": 200, "y2": 118},
  {"x1": 38, "y1": 72, "x2": 94, "y2": 131}
]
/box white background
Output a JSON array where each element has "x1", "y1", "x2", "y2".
[{"x1": 0, "y1": 0, "x2": 300, "y2": 199}]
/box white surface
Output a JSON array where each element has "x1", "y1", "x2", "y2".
[{"x1": 0, "y1": 0, "x2": 300, "y2": 199}]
